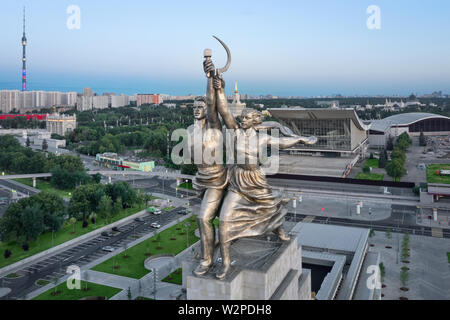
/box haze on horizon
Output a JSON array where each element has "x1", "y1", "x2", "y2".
[{"x1": 0, "y1": 0, "x2": 449, "y2": 97}]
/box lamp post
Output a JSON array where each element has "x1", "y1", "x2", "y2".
[{"x1": 185, "y1": 222, "x2": 191, "y2": 249}]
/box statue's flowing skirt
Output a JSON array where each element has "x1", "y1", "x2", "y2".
[
  {"x1": 219, "y1": 165, "x2": 288, "y2": 244},
  {"x1": 193, "y1": 164, "x2": 229, "y2": 192}
]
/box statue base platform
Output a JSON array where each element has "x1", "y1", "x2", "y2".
[{"x1": 183, "y1": 235, "x2": 311, "y2": 300}]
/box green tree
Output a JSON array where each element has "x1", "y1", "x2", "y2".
[
  {"x1": 386, "y1": 136, "x2": 394, "y2": 151},
  {"x1": 42, "y1": 139, "x2": 48, "y2": 152},
  {"x1": 97, "y1": 195, "x2": 112, "y2": 220},
  {"x1": 379, "y1": 150, "x2": 387, "y2": 168},
  {"x1": 26, "y1": 137, "x2": 30, "y2": 147},
  {"x1": 386, "y1": 159, "x2": 406, "y2": 182},
  {"x1": 419, "y1": 131, "x2": 426, "y2": 146},
  {"x1": 21, "y1": 206, "x2": 45, "y2": 242}
]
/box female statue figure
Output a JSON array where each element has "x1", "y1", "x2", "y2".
[{"x1": 213, "y1": 75, "x2": 317, "y2": 279}]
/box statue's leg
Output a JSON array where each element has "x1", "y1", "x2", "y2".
[
  {"x1": 273, "y1": 226, "x2": 290, "y2": 241},
  {"x1": 216, "y1": 239, "x2": 231, "y2": 280},
  {"x1": 193, "y1": 188, "x2": 224, "y2": 276},
  {"x1": 216, "y1": 191, "x2": 241, "y2": 280}
]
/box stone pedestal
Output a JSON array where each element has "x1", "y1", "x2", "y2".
[{"x1": 183, "y1": 235, "x2": 310, "y2": 300}]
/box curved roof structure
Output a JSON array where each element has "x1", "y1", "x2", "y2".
[
  {"x1": 268, "y1": 108, "x2": 370, "y2": 131},
  {"x1": 369, "y1": 112, "x2": 450, "y2": 132}
]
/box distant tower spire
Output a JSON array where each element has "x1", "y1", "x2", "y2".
[
  {"x1": 234, "y1": 80, "x2": 238, "y2": 94},
  {"x1": 21, "y1": 6, "x2": 27, "y2": 91}
]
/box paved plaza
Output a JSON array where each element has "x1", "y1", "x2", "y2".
[{"x1": 368, "y1": 231, "x2": 450, "y2": 300}]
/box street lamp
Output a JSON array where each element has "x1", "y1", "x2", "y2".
[{"x1": 185, "y1": 222, "x2": 191, "y2": 248}]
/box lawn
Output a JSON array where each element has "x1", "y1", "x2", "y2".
[
  {"x1": 162, "y1": 268, "x2": 182, "y2": 285},
  {"x1": 355, "y1": 172, "x2": 384, "y2": 181},
  {"x1": 426, "y1": 164, "x2": 450, "y2": 184},
  {"x1": 179, "y1": 182, "x2": 193, "y2": 190},
  {"x1": 163, "y1": 206, "x2": 176, "y2": 211},
  {"x1": 364, "y1": 158, "x2": 379, "y2": 169},
  {"x1": 0, "y1": 204, "x2": 145, "y2": 269},
  {"x1": 91, "y1": 216, "x2": 199, "y2": 279},
  {"x1": 32, "y1": 281, "x2": 121, "y2": 300},
  {"x1": 447, "y1": 252, "x2": 450, "y2": 263},
  {"x1": 13, "y1": 178, "x2": 74, "y2": 198},
  {"x1": 36, "y1": 279, "x2": 50, "y2": 286}
]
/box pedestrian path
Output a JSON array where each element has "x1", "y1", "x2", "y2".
[{"x1": 83, "y1": 270, "x2": 137, "y2": 290}]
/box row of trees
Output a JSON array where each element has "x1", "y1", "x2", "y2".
[
  {"x1": 385, "y1": 132, "x2": 411, "y2": 182},
  {"x1": 0, "y1": 191, "x2": 65, "y2": 243},
  {"x1": 68, "y1": 181, "x2": 147, "y2": 222},
  {"x1": 0, "y1": 180, "x2": 147, "y2": 249}
]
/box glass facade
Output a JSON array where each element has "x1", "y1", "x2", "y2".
[
  {"x1": 280, "y1": 119, "x2": 352, "y2": 151},
  {"x1": 408, "y1": 118, "x2": 450, "y2": 133}
]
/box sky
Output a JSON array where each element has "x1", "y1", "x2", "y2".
[{"x1": 0, "y1": 0, "x2": 449, "y2": 96}]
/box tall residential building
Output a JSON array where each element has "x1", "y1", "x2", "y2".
[
  {"x1": 21, "y1": 7, "x2": 27, "y2": 91},
  {"x1": 111, "y1": 94, "x2": 130, "y2": 108},
  {"x1": 137, "y1": 94, "x2": 163, "y2": 106},
  {"x1": 93, "y1": 96, "x2": 109, "y2": 109},
  {"x1": 83, "y1": 88, "x2": 94, "y2": 97},
  {"x1": 0, "y1": 90, "x2": 20, "y2": 113},
  {"x1": 228, "y1": 81, "x2": 246, "y2": 118}
]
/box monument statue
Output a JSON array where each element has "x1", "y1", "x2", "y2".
[
  {"x1": 188, "y1": 55, "x2": 229, "y2": 277},
  {"x1": 192, "y1": 36, "x2": 318, "y2": 280}
]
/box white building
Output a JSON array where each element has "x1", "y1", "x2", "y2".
[
  {"x1": 228, "y1": 81, "x2": 246, "y2": 118},
  {"x1": 110, "y1": 94, "x2": 130, "y2": 108},
  {"x1": 93, "y1": 96, "x2": 109, "y2": 109}
]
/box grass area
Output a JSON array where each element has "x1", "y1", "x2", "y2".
[
  {"x1": 0, "y1": 204, "x2": 145, "y2": 269},
  {"x1": 6, "y1": 273, "x2": 21, "y2": 278},
  {"x1": 91, "y1": 216, "x2": 199, "y2": 279},
  {"x1": 36, "y1": 279, "x2": 50, "y2": 286},
  {"x1": 13, "y1": 178, "x2": 74, "y2": 198},
  {"x1": 162, "y1": 268, "x2": 182, "y2": 285},
  {"x1": 355, "y1": 172, "x2": 384, "y2": 181},
  {"x1": 179, "y1": 182, "x2": 193, "y2": 190},
  {"x1": 163, "y1": 206, "x2": 176, "y2": 211},
  {"x1": 149, "y1": 195, "x2": 162, "y2": 201},
  {"x1": 364, "y1": 158, "x2": 379, "y2": 169},
  {"x1": 135, "y1": 296, "x2": 153, "y2": 300},
  {"x1": 447, "y1": 252, "x2": 450, "y2": 263},
  {"x1": 32, "y1": 281, "x2": 121, "y2": 300},
  {"x1": 426, "y1": 164, "x2": 450, "y2": 184}
]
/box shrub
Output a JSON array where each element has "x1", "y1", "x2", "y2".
[
  {"x1": 4, "y1": 249, "x2": 12, "y2": 259},
  {"x1": 363, "y1": 166, "x2": 370, "y2": 174},
  {"x1": 369, "y1": 153, "x2": 374, "y2": 159},
  {"x1": 22, "y1": 243, "x2": 29, "y2": 251},
  {"x1": 82, "y1": 220, "x2": 88, "y2": 228}
]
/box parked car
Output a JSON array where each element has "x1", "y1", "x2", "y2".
[
  {"x1": 112, "y1": 227, "x2": 120, "y2": 232},
  {"x1": 102, "y1": 246, "x2": 115, "y2": 252},
  {"x1": 101, "y1": 231, "x2": 113, "y2": 237},
  {"x1": 153, "y1": 210, "x2": 162, "y2": 215},
  {"x1": 134, "y1": 217, "x2": 144, "y2": 222},
  {"x1": 177, "y1": 210, "x2": 187, "y2": 215},
  {"x1": 150, "y1": 222, "x2": 161, "y2": 229}
]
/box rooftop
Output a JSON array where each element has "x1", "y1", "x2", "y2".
[{"x1": 369, "y1": 112, "x2": 450, "y2": 132}]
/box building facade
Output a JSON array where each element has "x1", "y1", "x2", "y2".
[
  {"x1": 137, "y1": 94, "x2": 163, "y2": 106},
  {"x1": 368, "y1": 112, "x2": 450, "y2": 148},
  {"x1": 46, "y1": 113, "x2": 77, "y2": 136},
  {"x1": 95, "y1": 153, "x2": 155, "y2": 172}
]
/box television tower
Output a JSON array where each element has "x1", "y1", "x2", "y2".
[{"x1": 21, "y1": 7, "x2": 27, "y2": 91}]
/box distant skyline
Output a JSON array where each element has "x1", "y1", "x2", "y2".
[{"x1": 0, "y1": 0, "x2": 449, "y2": 96}]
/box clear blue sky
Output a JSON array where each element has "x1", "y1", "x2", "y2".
[{"x1": 1, "y1": 0, "x2": 449, "y2": 96}]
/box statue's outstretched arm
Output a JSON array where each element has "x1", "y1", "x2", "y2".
[
  {"x1": 204, "y1": 60, "x2": 221, "y2": 129},
  {"x1": 214, "y1": 75, "x2": 239, "y2": 130},
  {"x1": 268, "y1": 135, "x2": 318, "y2": 150}
]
